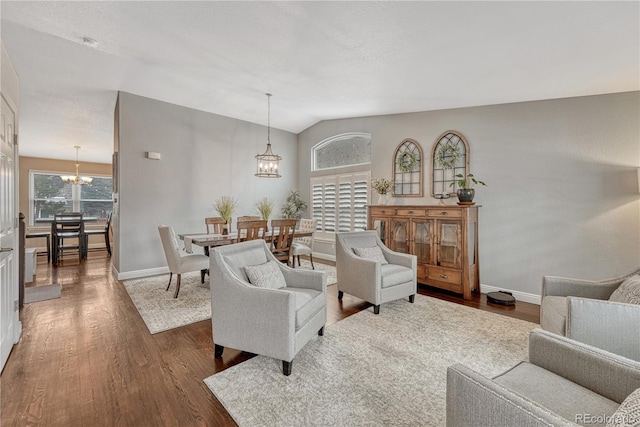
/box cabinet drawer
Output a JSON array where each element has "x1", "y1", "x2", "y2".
[
  {"x1": 427, "y1": 266, "x2": 462, "y2": 285},
  {"x1": 370, "y1": 207, "x2": 397, "y2": 216},
  {"x1": 396, "y1": 208, "x2": 426, "y2": 216},
  {"x1": 427, "y1": 209, "x2": 462, "y2": 219},
  {"x1": 417, "y1": 264, "x2": 427, "y2": 280}
]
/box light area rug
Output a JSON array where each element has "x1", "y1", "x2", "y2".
[
  {"x1": 123, "y1": 272, "x2": 210, "y2": 334},
  {"x1": 124, "y1": 262, "x2": 336, "y2": 334},
  {"x1": 204, "y1": 295, "x2": 538, "y2": 427},
  {"x1": 24, "y1": 284, "x2": 61, "y2": 303}
]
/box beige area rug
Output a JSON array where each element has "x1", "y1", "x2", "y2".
[
  {"x1": 24, "y1": 284, "x2": 61, "y2": 303},
  {"x1": 124, "y1": 262, "x2": 336, "y2": 334},
  {"x1": 204, "y1": 295, "x2": 538, "y2": 426}
]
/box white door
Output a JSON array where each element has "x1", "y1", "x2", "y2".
[{"x1": 0, "y1": 93, "x2": 19, "y2": 372}]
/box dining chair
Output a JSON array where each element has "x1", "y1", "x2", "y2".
[
  {"x1": 84, "y1": 211, "x2": 112, "y2": 256},
  {"x1": 269, "y1": 219, "x2": 296, "y2": 266},
  {"x1": 237, "y1": 216, "x2": 260, "y2": 222},
  {"x1": 52, "y1": 212, "x2": 85, "y2": 265},
  {"x1": 205, "y1": 217, "x2": 227, "y2": 234},
  {"x1": 158, "y1": 225, "x2": 209, "y2": 298},
  {"x1": 236, "y1": 220, "x2": 267, "y2": 242},
  {"x1": 291, "y1": 218, "x2": 316, "y2": 269}
]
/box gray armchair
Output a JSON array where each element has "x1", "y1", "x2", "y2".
[
  {"x1": 447, "y1": 328, "x2": 640, "y2": 427},
  {"x1": 209, "y1": 239, "x2": 327, "y2": 376},
  {"x1": 335, "y1": 231, "x2": 417, "y2": 314},
  {"x1": 541, "y1": 267, "x2": 640, "y2": 361}
]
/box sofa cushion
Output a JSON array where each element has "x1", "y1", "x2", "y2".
[
  {"x1": 541, "y1": 295, "x2": 567, "y2": 336},
  {"x1": 280, "y1": 287, "x2": 324, "y2": 330},
  {"x1": 494, "y1": 361, "x2": 619, "y2": 426},
  {"x1": 609, "y1": 275, "x2": 640, "y2": 305},
  {"x1": 353, "y1": 246, "x2": 388, "y2": 264},
  {"x1": 244, "y1": 260, "x2": 286, "y2": 289},
  {"x1": 607, "y1": 387, "x2": 640, "y2": 427},
  {"x1": 380, "y1": 264, "x2": 413, "y2": 288}
]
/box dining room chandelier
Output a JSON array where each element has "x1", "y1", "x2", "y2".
[
  {"x1": 61, "y1": 146, "x2": 93, "y2": 185},
  {"x1": 255, "y1": 93, "x2": 282, "y2": 178}
]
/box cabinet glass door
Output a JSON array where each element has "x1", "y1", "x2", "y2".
[
  {"x1": 372, "y1": 218, "x2": 388, "y2": 246},
  {"x1": 412, "y1": 220, "x2": 432, "y2": 264},
  {"x1": 389, "y1": 219, "x2": 410, "y2": 253},
  {"x1": 437, "y1": 220, "x2": 461, "y2": 268}
]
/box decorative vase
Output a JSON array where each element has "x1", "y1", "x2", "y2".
[
  {"x1": 222, "y1": 223, "x2": 229, "y2": 235},
  {"x1": 456, "y1": 188, "x2": 475, "y2": 203},
  {"x1": 378, "y1": 193, "x2": 389, "y2": 205}
]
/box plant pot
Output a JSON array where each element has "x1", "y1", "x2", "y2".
[
  {"x1": 456, "y1": 188, "x2": 475, "y2": 203},
  {"x1": 222, "y1": 224, "x2": 229, "y2": 235},
  {"x1": 377, "y1": 194, "x2": 390, "y2": 205}
]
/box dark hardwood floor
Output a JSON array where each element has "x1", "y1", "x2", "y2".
[{"x1": 1, "y1": 253, "x2": 539, "y2": 426}]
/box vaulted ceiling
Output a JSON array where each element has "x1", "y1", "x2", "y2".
[{"x1": 2, "y1": 1, "x2": 638, "y2": 164}]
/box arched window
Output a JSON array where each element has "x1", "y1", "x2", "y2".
[{"x1": 312, "y1": 132, "x2": 371, "y2": 171}]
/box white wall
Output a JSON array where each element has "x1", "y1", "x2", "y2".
[
  {"x1": 298, "y1": 92, "x2": 640, "y2": 298},
  {"x1": 115, "y1": 92, "x2": 297, "y2": 277}
]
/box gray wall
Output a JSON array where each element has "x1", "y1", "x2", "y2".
[
  {"x1": 115, "y1": 92, "x2": 297, "y2": 277},
  {"x1": 298, "y1": 92, "x2": 640, "y2": 298}
]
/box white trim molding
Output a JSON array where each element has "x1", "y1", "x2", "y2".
[
  {"x1": 480, "y1": 283, "x2": 541, "y2": 306},
  {"x1": 115, "y1": 266, "x2": 169, "y2": 281}
]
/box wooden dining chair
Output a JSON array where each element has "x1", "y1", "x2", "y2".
[
  {"x1": 84, "y1": 211, "x2": 112, "y2": 256},
  {"x1": 237, "y1": 216, "x2": 260, "y2": 222},
  {"x1": 52, "y1": 212, "x2": 85, "y2": 265},
  {"x1": 205, "y1": 217, "x2": 227, "y2": 234},
  {"x1": 237, "y1": 220, "x2": 267, "y2": 242},
  {"x1": 269, "y1": 218, "x2": 296, "y2": 266}
]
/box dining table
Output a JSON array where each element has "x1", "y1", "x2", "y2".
[{"x1": 179, "y1": 230, "x2": 313, "y2": 256}]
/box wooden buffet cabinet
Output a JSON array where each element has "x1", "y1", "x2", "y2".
[{"x1": 367, "y1": 205, "x2": 480, "y2": 300}]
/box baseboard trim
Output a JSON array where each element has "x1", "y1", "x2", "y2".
[
  {"x1": 116, "y1": 266, "x2": 169, "y2": 281},
  {"x1": 481, "y1": 283, "x2": 541, "y2": 306},
  {"x1": 312, "y1": 252, "x2": 336, "y2": 262}
]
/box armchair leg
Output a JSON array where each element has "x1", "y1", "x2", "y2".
[
  {"x1": 338, "y1": 290, "x2": 344, "y2": 300},
  {"x1": 200, "y1": 269, "x2": 206, "y2": 283},
  {"x1": 282, "y1": 360, "x2": 292, "y2": 376},
  {"x1": 373, "y1": 305, "x2": 380, "y2": 315},
  {"x1": 309, "y1": 254, "x2": 315, "y2": 270},
  {"x1": 214, "y1": 344, "x2": 224, "y2": 358},
  {"x1": 297, "y1": 255, "x2": 301, "y2": 267},
  {"x1": 166, "y1": 273, "x2": 173, "y2": 291},
  {"x1": 318, "y1": 326, "x2": 324, "y2": 336},
  {"x1": 409, "y1": 294, "x2": 415, "y2": 303},
  {"x1": 173, "y1": 274, "x2": 181, "y2": 298}
]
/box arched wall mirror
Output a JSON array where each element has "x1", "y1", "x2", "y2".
[
  {"x1": 431, "y1": 130, "x2": 470, "y2": 197},
  {"x1": 393, "y1": 138, "x2": 423, "y2": 197}
]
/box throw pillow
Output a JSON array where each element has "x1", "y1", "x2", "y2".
[
  {"x1": 353, "y1": 246, "x2": 388, "y2": 264},
  {"x1": 609, "y1": 275, "x2": 640, "y2": 305},
  {"x1": 606, "y1": 387, "x2": 640, "y2": 427},
  {"x1": 244, "y1": 260, "x2": 287, "y2": 289}
]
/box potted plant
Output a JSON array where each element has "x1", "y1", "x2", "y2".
[
  {"x1": 281, "y1": 190, "x2": 308, "y2": 222},
  {"x1": 371, "y1": 177, "x2": 394, "y2": 204},
  {"x1": 450, "y1": 173, "x2": 486, "y2": 203},
  {"x1": 214, "y1": 196, "x2": 237, "y2": 234},
  {"x1": 254, "y1": 197, "x2": 275, "y2": 221}
]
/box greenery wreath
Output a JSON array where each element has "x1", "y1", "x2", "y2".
[
  {"x1": 396, "y1": 151, "x2": 419, "y2": 173},
  {"x1": 435, "y1": 143, "x2": 461, "y2": 169}
]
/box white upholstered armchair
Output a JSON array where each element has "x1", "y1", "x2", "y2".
[
  {"x1": 335, "y1": 231, "x2": 417, "y2": 314},
  {"x1": 158, "y1": 225, "x2": 209, "y2": 298},
  {"x1": 541, "y1": 267, "x2": 640, "y2": 361},
  {"x1": 209, "y1": 239, "x2": 327, "y2": 376}
]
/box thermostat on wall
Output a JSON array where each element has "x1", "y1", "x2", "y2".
[{"x1": 146, "y1": 151, "x2": 161, "y2": 160}]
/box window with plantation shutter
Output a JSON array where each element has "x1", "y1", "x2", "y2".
[{"x1": 311, "y1": 172, "x2": 370, "y2": 239}]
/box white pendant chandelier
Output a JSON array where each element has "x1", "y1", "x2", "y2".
[
  {"x1": 61, "y1": 146, "x2": 93, "y2": 185},
  {"x1": 255, "y1": 93, "x2": 282, "y2": 178}
]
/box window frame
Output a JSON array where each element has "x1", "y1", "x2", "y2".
[
  {"x1": 312, "y1": 132, "x2": 372, "y2": 172},
  {"x1": 29, "y1": 170, "x2": 113, "y2": 226}
]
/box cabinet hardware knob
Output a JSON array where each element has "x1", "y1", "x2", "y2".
[
  {"x1": 408, "y1": 211, "x2": 413, "y2": 214},
  {"x1": 441, "y1": 212, "x2": 447, "y2": 215},
  {"x1": 440, "y1": 274, "x2": 448, "y2": 279}
]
